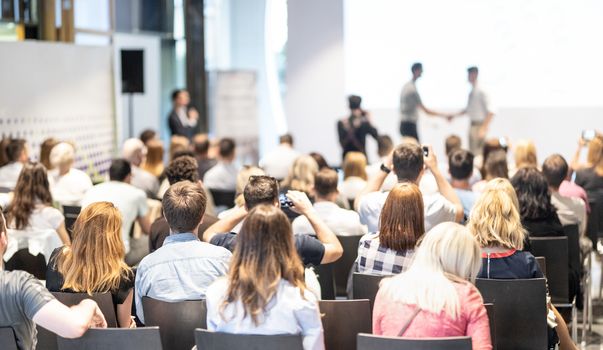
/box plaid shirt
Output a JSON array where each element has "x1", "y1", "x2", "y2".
[{"x1": 356, "y1": 232, "x2": 414, "y2": 275}]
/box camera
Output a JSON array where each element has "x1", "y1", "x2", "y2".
[
  {"x1": 422, "y1": 146, "x2": 429, "y2": 157},
  {"x1": 279, "y1": 193, "x2": 294, "y2": 208}
]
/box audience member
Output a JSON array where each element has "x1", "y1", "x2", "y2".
[
  {"x1": 168, "y1": 89, "x2": 198, "y2": 139},
  {"x1": 477, "y1": 137, "x2": 508, "y2": 177},
  {"x1": 281, "y1": 155, "x2": 319, "y2": 195},
  {"x1": 217, "y1": 166, "x2": 266, "y2": 233},
  {"x1": 48, "y1": 142, "x2": 93, "y2": 206},
  {"x1": 575, "y1": 134, "x2": 603, "y2": 203},
  {"x1": 260, "y1": 134, "x2": 301, "y2": 180},
  {"x1": 472, "y1": 149, "x2": 509, "y2": 193},
  {"x1": 512, "y1": 139, "x2": 538, "y2": 174},
  {"x1": 139, "y1": 129, "x2": 157, "y2": 146},
  {"x1": 81, "y1": 159, "x2": 150, "y2": 256},
  {"x1": 339, "y1": 152, "x2": 368, "y2": 202},
  {"x1": 0, "y1": 137, "x2": 10, "y2": 167},
  {"x1": 356, "y1": 182, "x2": 423, "y2": 275},
  {"x1": 356, "y1": 143, "x2": 463, "y2": 233},
  {"x1": 337, "y1": 95, "x2": 378, "y2": 159},
  {"x1": 149, "y1": 155, "x2": 219, "y2": 253},
  {"x1": 0, "y1": 211, "x2": 107, "y2": 349},
  {"x1": 373, "y1": 222, "x2": 491, "y2": 350},
  {"x1": 203, "y1": 138, "x2": 238, "y2": 191},
  {"x1": 7, "y1": 162, "x2": 70, "y2": 245},
  {"x1": 141, "y1": 139, "x2": 164, "y2": 178},
  {"x1": 206, "y1": 204, "x2": 324, "y2": 350},
  {"x1": 136, "y1": 181, "x2": 231, "y2": 324},
  {"x1": 0, "y1": 139, "x2": 29, "y2": 189},
  {"x1": 169, "y1": 135, "x2": 190, "y2": 161},
  {"x1": 366, "y1": 135, "x2": 397, "y2": 191},
  {"x1": 122, "y1": 138, "x2": 160, "y2": 197},
  {"x1": 292, "y1": 169, "x2": 366, "y2": 236},
  {"x1": 46, "y1": 202, "x2": 135, "y2": 328},
  {"x1": 449, "y1": 149, "x2": 477, "y2": 220},
  {"x1": 203, "y1": 175, "x2": 343, "y2": 266},
  {"x1": 309, "y1": 152, "x2": 330, "y2": 170},
  {"x1": 192, "y1": 133, "x2": 217, "y2": 180},
  {"x1": 440, "y1": 135, "x2": 482, "y2": 185},
  {"x1": 39, "y1": 137, "x2": 59, "y2": 170}
]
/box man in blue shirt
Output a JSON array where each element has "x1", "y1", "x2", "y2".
[
  {"x1": 449, "y1": 149, "x2": 478, "y2": 222},
  {"x1": 135, "y1": 181, "x2": 231, "y2": 324}
]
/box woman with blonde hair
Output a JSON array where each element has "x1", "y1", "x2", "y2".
[
  {"x1": 217, "y1": 166, "x2": 266, "y2": 233},
  {"x1": 356, "y1": 182, "x2": 424, "y2": 275},
  {"x1": 339, "y1": 151, "x2": 368, "y2": 202},
  {"x1": 373, "y1": 222, "x2": 491, "y2": 349},
  {"x1": 513, "y1": 139, "x2": 538, "y2": 173},
  {"x1": 46, "y1": 201, "x2": 135, "y2": 328},
  {"x1": 48, "y1": 142, "x2": 93, "y2": 206},
  {"x1": 206, "y1": 204, "x2": 324, "y2": 350},
  {"x1": 141, "y1": 139, "x2": 165, "y2": 177},
  {"x1": 574, "y1": 134, "x2": 603, "y2": 202},
  {"x1": 281, "y1": 155, "x2": 319, "y2": 195}
]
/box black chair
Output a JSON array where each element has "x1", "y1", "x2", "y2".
[
  {"x1": 61, "y1": 205, "x2": 81, "y2": 237},
  {"x1": 0, "y1": 327, "x2": 18, "y2": 350},
  {"x1": 529, "y1": 236, "x2": 569, "y2": 303},
  {"x1": 194, "y1": 329, "x2": 304, "y2": 350},
  {"x1": 4, "y1": 249, "x2": 47, "y2": 280},
  {"x1": 534, "y1": 256, "x2": 546, "y2": 277},
  {"x1": 352, "y1": 273, "x2": 390, "y2": 310},
  {"x1": 333, "y1": 235, "x2": 363, "y2": 296},
  {"x1": 586, "y1": 201, "x2": 601, "y2": 247},
  {"x1": 483, "y1": 303, "x2": 496, "y2": 350},
  {"x1": 0, "y1": 186, "x2": 11, "y2": 194},
  {"x1": 57, "y1": 327, "x2": 162, "y2": 350},
  {"x1": 51, "y1": 292, "x2": 118, "y2": 327},
  {"x1": 476, "y1": 278, "x2": 547, "y2": 350},
  {"x1": 142, "y1": 297, "x2": 207, "y2": 350},
  {"x1": 357, "y1": 334, "x2": 472, "y2": 350},
  {"x1": 314, "y1": 263, "x2": 336, "y2": 300},
  {"x1": 209, "y1": 189, "x2": 236, "y2": 208},
  {"x1": 319, "y1": 299, "x2": 371, "y2": 350}
]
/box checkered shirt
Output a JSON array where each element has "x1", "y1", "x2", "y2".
[{"x1": 356, "y1": 232, "x2": 415, "y2": 275}]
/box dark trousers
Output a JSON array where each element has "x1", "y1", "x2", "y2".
[{"x1": 400, "y1": 121, "x2": 419, "y2": 141}]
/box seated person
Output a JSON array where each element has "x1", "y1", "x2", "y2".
[
  {"x1": 373, "y1": 222, "x2": 491, "y2": 350},
  {"x1": 280, "y1": 155, "x2": 320, "y2": 220},
  {"x1": 206, "y1": 205, "x2": 324, "y2": 350},
  {"x1": 217, "y1": 166, "x2": 266, "y2": 233},
  {"x1": 0, "y1": 210, "x2": 107, "y2": 349},
  {"x1": 356, "y1": 182, "x2": 424, "y2": 275},
  {"x1": 122, "y1": 138, "x2": 160, "y2": 198},
  {"x1": 46, "y1": 202, "x2": 135, "y2": 328},
  {"x1": 574, "y1": 134, "x2": 603, "y2": 203},
  {"x1": 259, "y1": 134, "x2": 300, "y2": 181},
  {"x1": 203, "y1": 175, "x2": 343, "y2": 267},
  {"x1": 0, "y1": 139, "x2": 29, "y2": 190},
  {"x1": 203, "y1": 138, "x2": 238, "y2": 192},
  {"x1": 339, "y1": 152, "x2": 368, "y2": 202},
  {"x1": 47, "y1": 142, "x2": 93, "y2": 206},
  {"x1": 449, "y1": 149, "x2": 478, "y2": 221},
  {"x1": 472, "y1": 149, "x2": 509, "y2": 193},
  {"x1": 135, "y1": 181, "x2": 231, "y2": 324}
]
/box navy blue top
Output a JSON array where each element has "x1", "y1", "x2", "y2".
[{"x1": 478, "y1": 249, "x2": 544, "y2": 279}]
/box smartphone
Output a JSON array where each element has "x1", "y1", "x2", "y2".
[
  {"x1": 582, "y1": 130, "x2": 596, "y2": 142},
  {"x1": 498, "y1": 137, "x2": 508, "y2": 149},
  {"x1": 279, "y1": 193, "x2": 294, "y2": 208},
  {"x1": 422, "y1": 146, "x2": 429, "y2": 157}
]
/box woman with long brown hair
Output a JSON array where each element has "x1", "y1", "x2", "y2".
[
  {"x1": 356, "y1": 182, "x2": 424, "y2": 275},
  {"x1": 206, "y1": 204, "x2": 324, "y2": 350},
  {"x1": 46, "y1": 201, "x2": 135, "y2": 328},
  {"x1": 141, "y1": 139, "x2": 165, "y2": 178},
  {"x1": 7, "y1": 162, "x2": 70, "y2": 245}
]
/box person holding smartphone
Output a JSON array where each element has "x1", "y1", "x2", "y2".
[{"x1": 337, "y1": 95, "x2": 378, "y2": 160}]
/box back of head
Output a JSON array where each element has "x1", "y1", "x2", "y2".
[
  {"x1": 587, "y1": 134, "x2": 603, "y2": 169},
  {"x1": 445, "y1": 135, "x2": 462, "y2": 156},
  {"x1": 377, "y1": 135, "x2": 393, "y2": 158},
  {"x1": 163, "y1": 181, "x2": 207, "y2": 233},
  {"x1": 449, "y1": 149, "x2": 474, "y2": 181},
  {"x1": 49, "y1": 142, "x2": 75, "y2": 169},
  {"x1": 514, "y1": 140, "x2": 538, "y2": 169},
  {"x1": 511, "y1": 167, "x2": 554, "y2": 220},
  {"x1": 309, "y1": 152, "x2": 329, "y2": 170},
  {"x1": 169, "y1": 135, "x2": 190, "y2": 161},
  {"x1": 0, "y1": 138, "x2": 10, "y2": 167},
  {"x1": 144, "y1": 139, "x2": 164, "y2": 165},
  {"x1": 468, "y1": 178, "x2": 525, "y2": 250},
  {"x1": 39, "y1": 138, "x2": 58, "y2": 169},
  {"x1": 109, "y1": 159, "x2": 132, "y2": 182},
  {"x1": 139, "y1": 129, "x2": 157, "y2": 145},
  {"x1": 348, "y1": 95, "x2": 362, "y2": 110},
  {"x1": 219, "y1": 138, "x2": 236, "y2": 159},
  {"x1": 58, "y1": 202, "x2": 129, "y2": 294},
  {"x1": 165, "y1": 155, "x2": 199, "y2": 185},
  {"x1": 542, "y1": 154, "x2": 568, "y2": 189},
  {"x1": 6, "y1": 139, "x2": 26, "y2": 163},
  {"x1": 392, "y1": 143, "x2": 424, "y2": 182},
  {"x1": 122, "y1": 138, "x2": 145, "y2": 165},
  {"x1": 314, "y1": 168, "x2": 339, "y2": 198},
  {"x1": 484, "y1": 150, "x2": 508, "y2": 179},
  {"x1": 482, "y1": 138, "x2": 507, "y2": 169},
  {"x1": 243, "y1": 175, "x2": 279, "y2": 210},
  {"x1": 235, "y1": 167, "x2": 266, "y2": 207},
  {"x1": 379, "y1": 183, "x2": 424, "y2": 251},
  {"x1": 279, "y1": 134, "x2": 294, "y2": 146},
  {"x1": 226, "y1": 204, "x2": 304, "y2": 325},
  {"x1": 9, "y1": 162, "x2": 52, "y2": 229},
  {"x1": 283, "y1": 155, "x2": 319, "y2": 193},
  {"x1": 343, "y1": 152, "x2": 367, "y2": 180},
  {"x1": 193, "y1": 134, "x2": 210, "y2": 156}
]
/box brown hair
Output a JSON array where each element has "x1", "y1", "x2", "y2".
[
  {"x1": 243, "y1": 175, "x2": 279, "y2": 209},
  {"x1": 163, "y1": 181, "x2": 207, "y2": 233},
  {"x1": 314, "y1": 169, "x2": 339, "y2": 197},
  {"x1": 484, "y1": 150, "x2": 508, "y2": 180},
  {"x1": 220, "y1": 205, "x2": 305, "y2": 325},
  {"x1": 56, "y1": 202, "x2": 131, "y2": 294},
  {"x1": 392, "y1": 143, "x2": 424, "y2": 182},
  {"x1": 141, "y1": 139, "x2": 164, "y2": 177},
  {"x1": 378, "y1": 183, "x2": 425, "y2": 251},
  {"x1": 193, "y1": 134, "x2": 211, "y2": 156},
  {"x1": 169, "y1": 136, "x2": 190, "y2": 161},
  {"x1": 40, "y1": 138, "x2": 59, "y2": 169},
  {"x1": 8, "y1": 163, "x2": 53, "y2": 230},
  {"x1": 445, "y1": 135, "x2": 462, "y2": 156},
  {"x1": 343, "y1": 152, "x2": 368, "y2": 180}
]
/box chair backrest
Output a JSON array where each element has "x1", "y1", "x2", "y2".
[
  {"x1": 352, "y1": 273, "x2": 390, "y2": 310},
  {"x1": 194, "y1": 329, "x2": 304, "y2": 350},
  {"x1": 319, "y1": 299, "x2": 371, "y2": 350},
  {"x1": 314, "y1": 263, "x2": 336, "y2": 300},
  {"x1": 61, "y1": 205, "x2": 81, "y2": 236},
  {"x1": 528, "y1": 236, "x2": 569, "y2": 303},
  {"x1": 483, "y1": 303, "x2": 496, "y2": 350},
  {"x1": 209, "y1": 189, "x2": 236, "y2": 208},
  {"x1": 333, "y1": 235, "x2": 363, "y2": 296},
  {"x1": 57, "y1": 327, "x2": 162, "y2": 350},
  {"x1": 0, "y1": 186, "x2": 10, "y2": 194},
  {"x1": 357, "y1": 334, "x2": 472, "y2": 350},
  {"x1": 4, "y1": 249, "x2": 47, "y2": 280},
  {"x1": 0, "y1": 327, "x2": 18, "y2": 350},
  {"x1": 142, "y1": 297, "x2": 207, "y2": 350},
  {"x1": 475, "y1": 278, "x2": 547, "y2": 350},
  {"x1": 534, "y1": 256, "x2": 546, "y2": 277},
  {"x1": 563, "y1": 224, "x2": 581, "y2": 274},
  {"x1": 51, "y1": 292, "x2": 118, "y2": 327}
]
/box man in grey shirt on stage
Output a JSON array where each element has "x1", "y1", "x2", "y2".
[{"x1": 399, "y1": 62, "x2": 450, "y2": 141}]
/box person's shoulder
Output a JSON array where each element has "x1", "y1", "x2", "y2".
[
  {"x1": 279, "y1": 280, "x2": 319, "y2": 305},
  {"x1": 359, "y1": 191, "x2": 387, "y2": 208},
  {"x1": 206, "y1": 277, "x2": 229, "y2": 303},
  {"x1": 2, "y1": 269, "x2": 40, "y2": 289},
  {"x1": 198, "y1": 240, "x2": 233, "y2": 258}
]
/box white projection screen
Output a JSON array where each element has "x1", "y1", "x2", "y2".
[{"x1": 344, "y1": 0, "x2": 603, "y2": 161}]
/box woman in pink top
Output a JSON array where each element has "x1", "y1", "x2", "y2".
[{"x1": 373, "y1": 222, "x2": 492, "y2": 350}]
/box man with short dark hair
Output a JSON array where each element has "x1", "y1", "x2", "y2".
[
  {"x1": 448, "y1": 149, "x2": 477, "y2": 220},
  {"x1": 139, "y1": 129, "x2": 157, "y2": 146},
  {"x1": 445, "y1": 135, "x2": 462, "y2": 157},
  {"x1": 135, "y1": 181, "x2": 231, "y2": 324},
  {"x1": 168, "y1": 89, "x2": 198, "y2": 139},
  {"x1": 356, "y1": 143, "x2": 463, "y2": 232},
  {"x1": 203, "y1": 138, "x2": 238, "y2": 191},
  {"x1": 193, "y1": 134, "x2": 217, "y2": 180},
  {"x1": 292, "y1": 169, "x2": 366, "y2": 236},
  {"x1": 0, "y1": 139, "x2": 29, "y2": 189},
  {"x1": 259, "y1": 134, "x2": 300, "y2": 180},
  {"x1": 203, "y1": 175, "x2": 343, "y2": 266}
]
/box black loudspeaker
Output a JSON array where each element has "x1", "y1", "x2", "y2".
[{"x1": 121, "y1": 50, "x2": 144, "y2": 93}]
